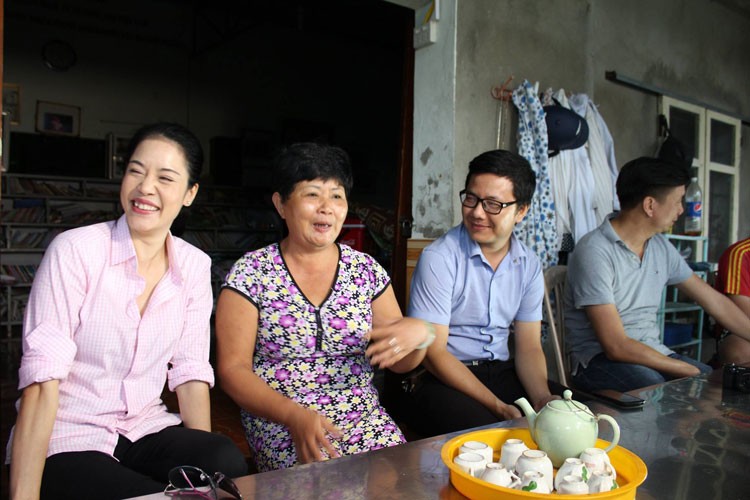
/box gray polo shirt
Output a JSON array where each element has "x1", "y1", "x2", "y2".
[{"x1": 564, "y1": 216, "x2": 693, "y2": 373}]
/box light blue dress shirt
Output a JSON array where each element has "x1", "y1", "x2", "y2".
[{"x1": 407, "y1": 224, "x2": 544, "y2": 361}]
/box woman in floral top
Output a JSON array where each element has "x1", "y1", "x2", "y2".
[{"x1": 216, "y1": 143, "x2": 434, "y2": 471}]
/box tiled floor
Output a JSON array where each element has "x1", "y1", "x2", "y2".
[{"x1": 0, "y1": 359, "x2": 253, "y2": 500}]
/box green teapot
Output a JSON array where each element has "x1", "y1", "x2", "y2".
[{"x1": 515, "y1": 390, "x2": 620, "y2": 467}]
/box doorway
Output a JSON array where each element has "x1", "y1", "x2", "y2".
[{"x1": 2, "y1": 0, "x2": 414, "y2": 301}]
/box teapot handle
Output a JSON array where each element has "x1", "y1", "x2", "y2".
[{"x1": 597, "y1": 414, "x2": 620, "y2": 452}]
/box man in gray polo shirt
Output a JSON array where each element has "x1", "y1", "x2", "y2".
[{"x1": 565, "y1": 157, "x2": 750, "y2": 392}]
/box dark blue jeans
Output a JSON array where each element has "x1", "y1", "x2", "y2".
[{"x1": 572, "y1": 352, "x2": 713, "y2": 393}]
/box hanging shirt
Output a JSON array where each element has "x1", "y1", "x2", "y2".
[
  {"x1": 545, "y1": 90, "x2": 597, "y2": 245},
  {"x1": 512, "y1": 79, "x2": 558, "y2": 268},
  {"x1": 7, "y1": 215, "x2": 214, "y2": 461},
  {"x1": 569, "y1": 94, "x2": 619, "y2": 225}
]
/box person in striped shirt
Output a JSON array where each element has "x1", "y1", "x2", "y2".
[{"x1": 715, "y1": 236, "x2": 750, "y2": 364}]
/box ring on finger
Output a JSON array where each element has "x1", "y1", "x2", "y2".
[
  {"x1": 388, "y1": 338, "x2": 397, "y2": 346},
  {"x1": 393, "y1": 345, "x2": 403, "y2": 354}
]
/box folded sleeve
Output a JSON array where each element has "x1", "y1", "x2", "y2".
[
  {"x1": 407, "y1": 249, "x2": 455, "y2": 325},
  {"x1": 168, "y1": 253, "x2": 215, "y2": 390},
  {"x1": 18, "y1": 234, "x2": 85, "y2": 389},
  {"x1": 18, "y1": 323, "x2": 77, "y2": 389}
]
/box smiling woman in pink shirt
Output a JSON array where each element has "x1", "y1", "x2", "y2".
[{"x1": 7, "y1": 123, "x2": 246, "y2": 500}]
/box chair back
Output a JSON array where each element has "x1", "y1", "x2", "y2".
[{"x1": 543, "y1": 265, "x2": 570, "y2": 387}]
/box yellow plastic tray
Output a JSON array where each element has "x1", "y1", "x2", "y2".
[{"x1": 441, "y1": 428, "x2": 647, "y2": 499}]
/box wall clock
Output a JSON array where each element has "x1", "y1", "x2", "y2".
[{"x1": 42, "y1": 40, "x2": 77, "y2": 71}]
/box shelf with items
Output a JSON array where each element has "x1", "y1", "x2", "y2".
[
  {"x1": 0, "y1": 173, "x2": 121, "y2": 360},
  {"x1": 657, "y1": 234, "x2": 710, "y2": 361},
  {"x1": 182, "y1": 188, "x2": 282, "y2": 298},
  {"x1": 0, "y1": 173, "x2": 282, "y2": 361},
  {"x1": 182, "y1": 185, "x2": 281, "y2": 249}
]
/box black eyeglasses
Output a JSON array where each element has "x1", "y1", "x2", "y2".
[
  {"x1": 459, "y1": 190, "x2": 517, "y2": 215},
  {"x1": 164, "y1": 465, "x2": 242, "y2": 500}
]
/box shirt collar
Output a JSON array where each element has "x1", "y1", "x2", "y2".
[
  {"x1": 461, "y1": 224, "x2": 527, "y2": 266},
  {"x1": 111, "y1": 214, "x2": 136, "y2": 266},
  {"x1": 110, "y1": 214, "x2": 183, "y2": 284},
  {"x1": 601, "y1": 213, "x2": 623, "y2": 245}
]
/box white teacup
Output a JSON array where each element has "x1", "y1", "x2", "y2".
[
  {"x1": 480, "y1": 463, "x2": 520, "y2": 488},
  {"x1": 555, "y1": 457, "x2": 588, "y2": 489},
  {"x1": 588, "y1": 469, "x2": 617, "y2": 493},
  {"x1": 499, "y1": 438, "x2": 529, "y2": 470},
  {"x1": 557, "y1": 474, "x2": 589, "y2": 495},
  {"x1": 453, "y1": 451, "x2": 487, "y2": 477},
  {"x1": 459, "y1": 440, "x2": 494, "y2": 464},
  {"x1": 579, "y1": 447, "x2": 616, "y2": 479},
  {"x1": 519, "y1": 470, "x2": 551, "y2": 494},
  {"x1": 514, "y1": 449, "x2": 553, "y2": 491}
]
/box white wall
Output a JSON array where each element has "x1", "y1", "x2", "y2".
[
  {"x1": 411, "y1": 0, "x2": 458, "y2": 238},
  {"x1": 410, "y1": 0, "x2": 750, "y2": 243}
]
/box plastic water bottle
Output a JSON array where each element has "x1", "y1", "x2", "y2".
[{"x1": 684, "y1": 177, "x2": 702, "y2": 236}]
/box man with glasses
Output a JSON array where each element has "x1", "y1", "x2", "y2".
[{"x1": 400, "y1": 149, "x2": 557, "y2": 437}]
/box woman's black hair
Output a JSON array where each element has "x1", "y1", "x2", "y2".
[
  {"x1": 273, "y1": 142, "x2": 353, "y2": 201},
  {"x1": 125, "y1": 122, "x2": 203, "y2": 187}
]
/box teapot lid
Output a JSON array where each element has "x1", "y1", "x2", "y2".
[{"x1": 545, "y1": 389, "x2": 590, "y2": 412}]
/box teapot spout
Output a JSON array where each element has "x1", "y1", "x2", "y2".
[{"x1": 514, "y1": 396, "x2": 537, "y2": 429}]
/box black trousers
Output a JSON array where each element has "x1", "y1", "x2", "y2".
[
  {"x1": 396, "y1": 360, "x2": 538, "y2": 439},
  {"x1": 38, "y1": 426, "x2": 247, "y2": 500}
]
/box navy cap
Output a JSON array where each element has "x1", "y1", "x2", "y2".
[{"x1": 544, "y1": 104, "x2": 589, "y2": 157}]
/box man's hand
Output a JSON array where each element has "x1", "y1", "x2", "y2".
[
  {"x1": 492, "y1": 398, "x2": 522, "y2": 421},
  {"x1": 533, "y1": 393, "x2": 561, "y2": 411}
]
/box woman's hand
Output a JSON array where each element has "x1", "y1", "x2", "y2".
[
  {"x1": 366, "y1": 317, "x2": 433, "y2": 369},
  {"x1": 286, "y1": 405, "x2": 342, "y2": 464}
]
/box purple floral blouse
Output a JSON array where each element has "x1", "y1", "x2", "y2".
[{"x1": 223, "y1": 242, "x2": 406, "y2": 471}]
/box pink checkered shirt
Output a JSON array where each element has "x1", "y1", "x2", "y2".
[{"x1": 8, "y1": 215, "x2": 215, "y2": 460}]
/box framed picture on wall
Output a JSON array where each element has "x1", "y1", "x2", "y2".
[
  {"x1": 35, "y1": 100, "x2": 80, "y2": 136},
  {"x1": 3, "y1": 83, "x2": 21, "y2": 125}
]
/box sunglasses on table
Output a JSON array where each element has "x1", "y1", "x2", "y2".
[{"x1": 164, "y1": 466, "x2": 242, "y2": 500}]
